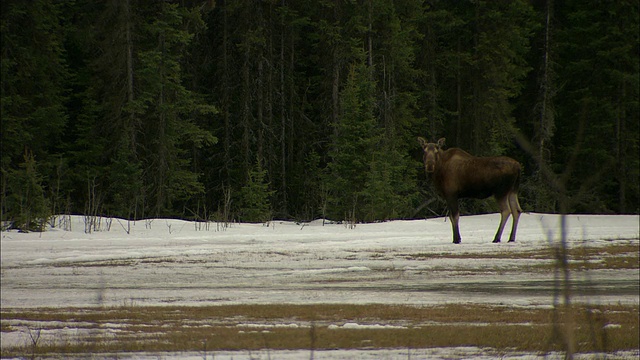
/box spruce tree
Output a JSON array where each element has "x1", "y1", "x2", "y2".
[
  {"x1": 3, "y1": 152, "x2": 50, "y2": 231},
  {"x1": 362, "y1": 143, "x2": 415, "y2": 222},
  {"x1": 470, "y1": 0, "x2": 538, "y2": 156},
  {"x1": 238, "y1": 161, "x2": 273, "y2": 223},
  {"x1": 326, "y1": 60, "x2": 379, "y2": 222},
  {"x1": 554, "y1": 0, "x2": 639, "y2": 212},
  {"x1": 134, "y1": 2, "x2": 215, "y2": 216},
  {"x1": 1, "y1": 0, "x2": 69, "y2": 225}
]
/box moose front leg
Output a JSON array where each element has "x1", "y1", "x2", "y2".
[{"x1": 447, "y1": 198, "x2": 462, "y2": 244}]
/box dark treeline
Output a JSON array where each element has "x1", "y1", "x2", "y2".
[{"x1": 1, "y1": 0, "x2": 638, "y2": 230}]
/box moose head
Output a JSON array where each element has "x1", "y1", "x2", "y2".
[{"x1": 418, "y1": 137, "x2": 446, "y2": 173}]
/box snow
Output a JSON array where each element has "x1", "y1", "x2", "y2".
[
  {"x1": 328, "y1": 322, "x2": 408, "y2": 330},
  {"x1": 120, "y1": 349, "x2": 637, "y2": 360},
  {"x1": 1, "y1": 213, "x2": 637, "y2": 309},
  {"x1": 1, "y1": 213, "x2": 638, "y2": 358}
]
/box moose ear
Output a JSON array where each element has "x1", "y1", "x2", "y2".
[
  {"x1": 437, "y1": 138, "x2": 446, "y2": 148},
  {"x1": 417, "y1": 137, "x2": 428, "y2": 148}
]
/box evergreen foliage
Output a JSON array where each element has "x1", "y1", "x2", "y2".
[
  {"x1": 238, "y1": 161, "x2": 273, "y2": 223},
  {"x1": 2, "y1": 151, "x2": 50, "y2": 231},
  {"x1": 327, "y1": 60, "x2": 379, "y2": 221},
  {"x1": 1, "y1": 0, "x2": 638, "y2": 228}
]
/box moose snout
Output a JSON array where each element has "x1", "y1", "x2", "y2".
[{"x1": 425, "y1": 162, "x2": 435, "y2": 173}]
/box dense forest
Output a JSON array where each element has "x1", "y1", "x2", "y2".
[{"x1": 1, "y1": 0, "x2": 638, "y2": 230}]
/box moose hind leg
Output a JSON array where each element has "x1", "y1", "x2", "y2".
[
  {"x1": 507, "y1": 192, "x2": 522, "y2": 242},
  {"x1": 493, "y1": 195, "x2": 511, "y2": 243}
]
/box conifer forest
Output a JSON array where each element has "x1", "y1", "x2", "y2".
[{"x1": 1, "y1": 0, "x2": 638, "y2": 230}]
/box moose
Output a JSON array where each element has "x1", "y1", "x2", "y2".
[{"x1": 418, "y1": 137, "x2": 522, "y2": 244}]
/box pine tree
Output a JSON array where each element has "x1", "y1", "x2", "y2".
[
  {"x1": 134, "y1": 2, "x2": 216, "y2": 216},
  {"x1": 470, "y1": 0, "x2": 538, "y2": 156},
  {"x1": 530, "y1": 0, "x2": 557, "y2": 213},
  {"x1": 238, "y1": 160, "x2": 273, "y2": 223},
  {"x1": 1, "y1": 0, "x2": 69, "y2": 224},
  {"x1": 2, "y1": 0, "x2": 636, "y2": 223},
  {"x1": 2, "y1": 151, "x2": 50, "y2": 231},
  {"x1": 362, "y1": 143, "x2": 415, "y2": 222},
  {"x1": 554, "y1": 0, "x2": 639, "y2": 212},
  {"x1": 326, "y1": 60, "x2": 379, "y2": 221}
]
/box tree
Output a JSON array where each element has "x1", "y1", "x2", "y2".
[
  {"x1": 1, "y1": 0, "x2": 637, "y2": 224},
  {"x1": 362, "y1": 143, "x2": 416, "y2": 221},
  {"x1": 553, "y1": 0, "x2": 639, "y2": 213},
  {"x1": 529, "y1": 0, "x2": 557, "y2": 213},
  {"x1": 238, "y1": 160, "x2": 273, "y2": 223},
  {"x1": 2, "y1": 151, "x2": 50, "y2": 231},
  {"x1": 469, "y1": 0, "x2": 538, "y2": 156},
  {"x1": 326, "y1": 60, "x2": 379, "y2": 221},
  {"x1": 134, "y1": 2, "x2": 216, "y2": 216},
  {"x1": 93, "y1": 0, "x2": 142, "y2": 218},
  {"x1": 1, "y1": 0, "x2": 69, "y2": 225}
]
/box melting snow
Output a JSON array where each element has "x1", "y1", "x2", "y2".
[{"x1": 1, "y1": 213, "x2": 638, "y2": 359}]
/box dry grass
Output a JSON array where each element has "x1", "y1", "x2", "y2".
[
  {"x1": 2, "y1": 303, "x2": 638, "y2": 357},
  {"x1": 405, "y1": 243, "x2": 639, "y2": 271}
]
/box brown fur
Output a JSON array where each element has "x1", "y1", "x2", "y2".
[{"x1": 418, "y1": 137, "x2": 523, "y2": 244}]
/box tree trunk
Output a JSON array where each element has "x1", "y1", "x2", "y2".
[
  {"x1": 331, "y1": 0, "x2": 341, "y2": 132},
  {"x1": 125, "y1": 0, "x2": 136, "y2": 155},
  {"x1": 242, "y1": 49, "x2": 251, "y2": 180},
  {"x1": 456, "y1": 37, "x2": 462, "y2": 147},
  {"x1": 280, "y1": 1, "x2": 288, "y2": 215},
  {"x1": 222, "y1": 1, "x2": 232, "y2": 180},
  {"x1": 367, "y1": 0, "x2": 373, "y2": 68},
  {"x1": 617, "y1": 76, "x2": 626, "y2": 212},
  {"x1": 534, "y1": 0, "x2": 556, "y2": 211}
]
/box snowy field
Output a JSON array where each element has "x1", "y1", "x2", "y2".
[
  {"x1": 1, "y1": 213, "x2": 638, "y2": 308},
  {"x1": 1, "y1": 213, "x2": 639, "y2": 359}
]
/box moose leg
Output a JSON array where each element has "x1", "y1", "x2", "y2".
[
  {"x1": 507, "y1": 192, "x2": 522, "y2": 242},
  {"x1": 447, "y1": 199, "x2": 462, "y2": 244},
  {"x1": 493, "y1": 195, "x2": 511, "y2": 243}
]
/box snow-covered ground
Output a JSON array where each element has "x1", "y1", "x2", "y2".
[
  {"x1": 1, "y1": 213, "x2": 638, "y2": 308},
  {"x1": 1, "y1": 213, "x2": 638, "y2": 359}
]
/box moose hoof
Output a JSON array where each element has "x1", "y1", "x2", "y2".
[
  {"x1": 508, "y1": 239, "x2": 515, "y2": 243},
  {"x1": 453, "y1": 240, "x2": 461, "y2": 244},
  {"x1": 492, "y1": 239, "x2": 501, "y2": 243}
]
